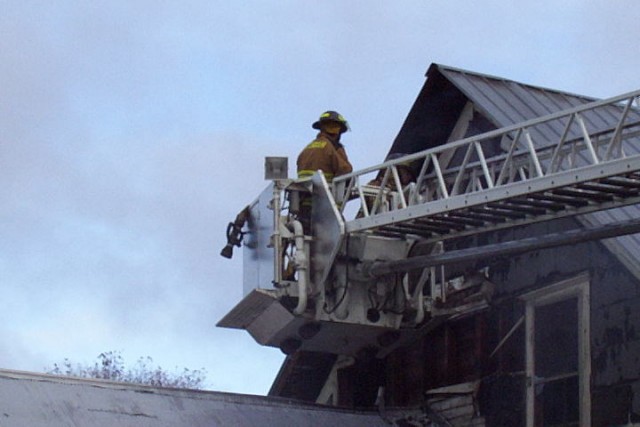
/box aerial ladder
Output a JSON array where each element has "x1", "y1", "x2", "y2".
[{"x1": 218, "y1": 89, "x2": 640, "y2": 358}]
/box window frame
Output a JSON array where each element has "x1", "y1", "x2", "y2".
[{"x1": 520, "y1": 273, "x2": 591, "y2": 427}]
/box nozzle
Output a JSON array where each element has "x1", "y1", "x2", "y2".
[
  {"x1": 220, "y1": 222, "x2": 243, "y2": 259},
  {"x1": 219, "y1": 206, "x2": 250, "y2": 260},
  {"x1": 220, "y1": 244, "x2": 234, "y2": 259}
]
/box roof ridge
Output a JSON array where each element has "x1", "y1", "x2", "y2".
[{"x1": 430, "y1": 62, "x2": 599, "y2": 102}]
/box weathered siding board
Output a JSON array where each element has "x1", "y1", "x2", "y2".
[
  {"x1": 386, "y1": 63, "x2": 640, "y2": 423},
  {"x1": 592, "y1": 382, "x2": 639, "y2": 426},
  {"x1": 427, "y1": 394, "x2": 483, "y2": 425},
  {"x1": 385, "y1": 337, "x2": 426, "y2": 407},
  {"x1": 386, "y1": 64, "x2": 640, "y2": 424},
  {"x1": 483, "y1": 218, "x2": 640, "y2": 424},
  {"x1": 592, "y1": 298, "x2": 640, "y2": 386},
  {"x1": 478, "y1": 374, "x2": 526, "y2": 426},
  {"x1": 589, "y1": 247, "x2": 640, "y2": 309},
  {"x1": 381, "y1": 215, "x2": 640, "y2": 424}
]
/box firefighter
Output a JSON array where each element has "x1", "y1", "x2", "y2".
[
  {"x1": 360, "y1": 153, "x2": 416, "y2": 217},
  {"x1": 297, "y1": 111, "x2": 353, "y2": 181},
  {"x1": 368, "y1": 153, "x2": 416, "y2": 190},
  {"x1": 291, "y1": 111, "x2": 353, "y2": 239}
]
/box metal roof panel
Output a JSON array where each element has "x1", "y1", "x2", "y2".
[
  {"x1": 427, "y1": 64, "x2": 640, "y2": 278},
  {"x1": 0, "y1": 369, "x2": 391, "y2": 427}
]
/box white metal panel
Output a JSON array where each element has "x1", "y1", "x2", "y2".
[
  {"x1": 243, "y1": 184, "x2": 276, "y2": 296},
  {"x1": 0, "y1": 369, "x2": 391, "y2": 427}
]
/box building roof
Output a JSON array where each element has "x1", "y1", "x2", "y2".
[
  {"x1": 393, "y1": 63, "x2": 640, "y2": 278},
  {"x1": 436, "y1": 63, "x2": 598, "y2": 126},
  {"x1": 0, "y1": 368, "x2": 391, "y2": 426}
]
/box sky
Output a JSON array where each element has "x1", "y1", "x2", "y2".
[{"x1": 1, "y1": 1, "x2": 639, "y2": 395}]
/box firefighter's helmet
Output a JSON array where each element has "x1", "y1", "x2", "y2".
[{"x1": 312, "y1": 111, "x2": 350, "y2": 133}]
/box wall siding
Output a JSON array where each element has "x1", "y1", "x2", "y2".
[{"x1": 371, "y1": 216, "x2": 640, "y2": 425}]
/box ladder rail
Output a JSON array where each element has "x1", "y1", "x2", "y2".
[
  {"x1": 452, "y1": 139, "x2": 480, "y2": 195},
  {"x1": 495, "y1": 128, "x2": 523, "y2": 186},
  {"x1": 332, "y1": 90, "x2": 640, "y2": 234},
  {"x1": 344, "y1": 122, "x2": 639, "y2": 219},
  {"x1": 346, "y1": 156, "x2": 640, "y2": 241},
  {"x1": 549, "y1": 114, "x2": 575, "y2": 172},
  {"x1": 605, "y1": 96, "x2": 635, "y2": 160},
  {"x1": 335, "y1": 89, "x2": 640, "y2": 185}
]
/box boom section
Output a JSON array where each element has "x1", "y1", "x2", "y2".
[{"x1": 333, "y1": 90, "x2": 640, "y2": 242}]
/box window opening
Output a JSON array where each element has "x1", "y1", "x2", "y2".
[{"x1": 522, "y1": 275, "x2": 591, "y2": 427}]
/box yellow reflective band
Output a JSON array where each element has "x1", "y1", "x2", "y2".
[
  {"x1": 307, "y1": 140, "x2": 327, "y2": 149},
  {"x1": 320, "y1": 112, "x2": 345, "y2": 122},
  {"x1": 297, "y1": 170, "x2": 335, "y2": 181},
  {"x1": 298, "y1": 170, "x2": 315, "y2": 178}
]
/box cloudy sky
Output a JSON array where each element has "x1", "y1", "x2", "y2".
[{"x1": 1, "y1": 1, "x2": 639, "y2": 395}]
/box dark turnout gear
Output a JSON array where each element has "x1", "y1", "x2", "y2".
[
  {"x1": 298, "y1": 111, "x2": 353, "y2": 182},
  {"x1": 368, "y1": 153, "x2": 416, "y2": 190},
  {"x1": 359, "y1": 153, "x2": 416, "y2": 218},
  {"x1": 296, "y1": 111, "x2": 353, "y2": 234},
  {"x1": 297, "y1": 133, "x2": 352, "y2": 181}
]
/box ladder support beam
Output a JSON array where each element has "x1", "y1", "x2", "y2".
[{"x1": 366, "y1": 216, "x2": 640, "y2": 277}]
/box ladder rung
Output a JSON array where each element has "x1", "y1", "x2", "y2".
[
  {"x1": 553, "y1": 188, "x2": 614, "y2": 203},
  {"x1": 468, "y1": 207, "x2": 517, "y2": 222},
  {"x1": 374, "y1": 228, "x2": 415, "y2": 239},
  {"x1": 577, "y1": 182, "x2": 640, "y2": 198},
  {"x1": 444, "y1": 213, "x2": 485, "y2": 227},
  {"x1": 450, "y1": 211, "x2": 503, "y2": 224},
  {"x1": 401, "y1": 222, "x2": 454, "y2": 235},
  {"x1": 529, "y1": 193, "x2": 590, "y2": 207},
  {"x1": 485, "y1": 203, "x2": 527, "y2": 219},
  {"x1": 491, "y1": 199, "x2": 552, "y2": 215},
  {"x1": 419, "y1": 217, "x2": 468, "y2": 230},
  {"x1": 383, "y1": 226, "x2": 433, "y2": 238},
  {"x1": 393, "y1": 221, "x2": 452, "y2": 234},
  {"x1": 600, "y1": 177, "x2": 640, "y2": 190}
]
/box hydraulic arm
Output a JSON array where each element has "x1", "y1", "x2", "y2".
[{"x1": 218, "y1": 89, "x2": 640, "y2": 357}]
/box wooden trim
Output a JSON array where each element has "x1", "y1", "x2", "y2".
[{"x1": 521, "y1": 273, "x2": 591, "y2": 427}]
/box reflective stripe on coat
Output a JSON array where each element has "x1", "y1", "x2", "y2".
[{"x1": 296, "y1": 133, "x2": 352, "y2": 182}]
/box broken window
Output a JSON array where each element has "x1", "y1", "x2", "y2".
[
  {"x1": 522, "y1": 275, "x2": 591, "y2": 427},
  {"x1": 533, "y1": 297, "x2": 580, "y2": 426}
]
